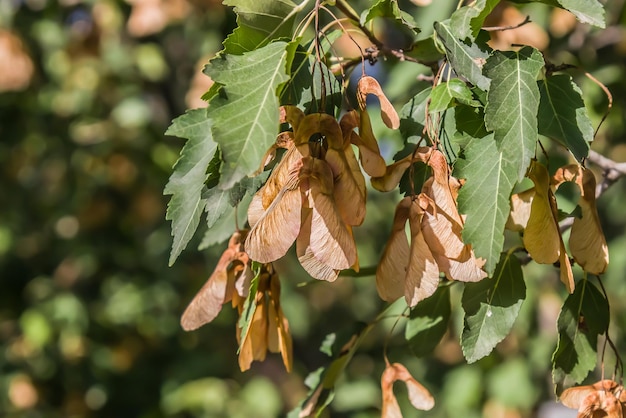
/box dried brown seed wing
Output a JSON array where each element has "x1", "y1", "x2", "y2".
[
  {"x1": 324, "y1": 148, "x2": 367, "y2": 226},
  {"x1": 307, "y1": 161, "x2": 358, "y2": 270},
  {"x1": 245, "y1": 185, "x2": 303, "y2": 263},
  {"x1": 357, "y1": 76, "x2": 400, "y2": 129},
  {"x1": 404, "y1": 201, "x2": 439, "y2": 306},
  {"x1": 180, "y1": 245, "x2": 240, "y2": 331},
  {"x1": 382, "y1": 363, "x2": 434, "y2": 413},
  {"x1": 376, "y1": 197, "x2": 411, "y2": 302},
  {"x1": 561, "y1": 385, "x2": 598, "y2": 409},
  {"x1": 570, "y1": 168, "x2": 608, "y2": 274}
]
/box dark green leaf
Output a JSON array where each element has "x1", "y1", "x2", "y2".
[
  {"x1": 461, "y1": 252, "x2": 526, "y2": 363},
  {"x1": 206, "y1": 42, "x2": 290, "y2": 189},
  {"x1": 538, "y1": 74, "x2": 593, "y2": 162},
  {"x1": 164, "y1": 109, "x2": 218, "y2": 266},
  {"x1": 429, "y1": 79, "x2": 478, "y2": 113},
  {"x1": 406, "y1": 36, "x2": 445, "y2": 63},
  {"x1": 484, "y1": 47, "x2": 544, "y2": 181},
  {"x1": 450, "y1": 0, "x2": 501, "y2": 40},
  {"x1": 198, "y1": 192, "x2": 253, "y2": 249},
  {"x1": 455, "y1": 135, "x2": 517, "y2": 274},
  {"x1": 552, "y1": 278, "x2": 609, "y2": 392},
  {"x1": 360, "y1": 0, "x2": 419, "y2": 33},
  {"x1": 280, "y1": 41, "x2": 342, "y2": 112},
  {"x1": 222, "y1": 0, "x2": 299, "y2": 54},
  {"x1": 237, "y1": 262, "x2": 262, "y2": 351},
  {"x1": 405, "y1": 286, "x2": 451, "y2": 357},
  {"x1": 434, "y1": 21, "x2": 491, "y2": 91},
  {"x1": 399, "y1": 88, "x2": 432, "y2": 144}
]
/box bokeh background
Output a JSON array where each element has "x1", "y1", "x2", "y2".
[{"x1": 1, "y1": 0, "x2": 626, "y2": 417}]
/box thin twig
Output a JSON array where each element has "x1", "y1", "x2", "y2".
[{"x1": 483, "y1": 15, "x2": 531, "y2": 32}]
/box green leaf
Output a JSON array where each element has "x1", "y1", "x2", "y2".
[
  {"x1": 289, "y1": 323, "x2": 370, "y2": 418},
  {"x1": 538, "y1": 74, "x2": 593, "y2": 162},
  {"x1": 434, "y1": 21, "x2": 491, "y2": 91},
  {"x1": 429, "y1": 79, "x2": 478, "y2": 113},
  {"x1": 360, "y1": 0, "x2": 419, "y2": 32},
  {"x1": 222, "y1": 0, "x2": 299, "y2": 54},
  {"x1": 237, "y1": 262, "x2": 262, "y2": 351},
  {"x1": 198, "y1": 192, "x2": 253, "y2": 249},
  {"x1": 455, "y1": 135, "x2": 517, "y2": 275},
  {"x1": 450, "y1": 0, "x2": 501, "y2": 40},
  {"x1": 405, "y1": 286, "x2": 451, "y2": 357},
  {"x1": 206, "y1": 42, "x2": 290, "y2": 189},
  {"x1": 406, "y1": 36, "x2": 445, "y2": 63},
  {"x1": 484, "y1": 47, "x2": 544, "y2": 181},
  {"x1": 164, "y1": 109, "x2": 218, "y2": 266},
  {"x1": 399, "y1": 87, "x2": 432, "y2": 144},
  {"x1": 552, "y1": 279, "x2": 609, "y2": 392},
  {"x1": 554, "y1": 0, "x2": 605, "y2": 27},
  {"x1": 280, "y1": 41, "x2": 342, "y2": 112},
  {"x1": 461, "y1": 252, "x2": 525, "y2": 363}
]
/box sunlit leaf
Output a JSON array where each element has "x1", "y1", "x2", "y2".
[
  {"x1": 223, "y1": 0, "x2": 299, "y2": 54},
  {"x1": 405, "y1": 286, "x2": 451, "y2": 357},
  {"x1": 534, "y1": 0, "x2": 605, "y2": 28},
  {"x1": 449, "y1": 0, "x2": 500, "y2": 40},
  {"x1": 165, "y1": 109, "x2": 217, "y2": 266},
  {"x1": 461, "y1": 252, "x2": 525, "y2": 363},
  {"x1": 455, "y1": 134, "x2": 516, "y2": 275},
  {"x1": 484, "y1": 47, "x2": 544, "y2": 181},
  {"x1": 206, "y1": 42, "x2": 290, "y2": 189},
  {"x1": 434, "y1": 21, "x2": 491, "y2": 91},
  {"x1": 429, "y1": 79, "x2": 478, "y2": 113}
]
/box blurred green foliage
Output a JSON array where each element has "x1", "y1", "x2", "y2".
[{"x1": 0, "y1": 1, "x2": 625, "y2": 417}]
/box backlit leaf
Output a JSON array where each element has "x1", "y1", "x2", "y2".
[
  {"x1": 206, "y1": 42, "x2": 290, "y2": 189},
  {"x1": 538, "y1": 74, "x2": 593, "y2": 162},
  {"x1": 165, "y1": 109, "x2": 218, "y2": 266},
  {"x1": 484, "y1": 47, "x2": 544, "y2": 181},
  {"x1": 551, "y1": 0, "x2": 605, "y2": 28},
  {"x1": 461, "y1": 252, "x2": 525, "y2": 363}
]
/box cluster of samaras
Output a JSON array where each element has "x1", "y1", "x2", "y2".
[
  {"x1": 508, "y1": 160, "x2": 609, "y2": 292},
  {"x1": 561, "y1": 379, "x2": 626, "y2": 418},
  {"x1": 245, "y1": 76, "x2": 488, "y2": 309}
]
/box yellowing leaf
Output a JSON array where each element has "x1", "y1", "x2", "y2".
[
  {"x1": 554, "y1": 165, "x2": 608, "y2": 274},
  {"x1": 524, "y1": 161, "x2": 561, "y2": 264},
  {"x1": 381, "y1": 362, "x2": 434, "y2": 418}
]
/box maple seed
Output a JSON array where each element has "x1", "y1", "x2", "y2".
[
  {"x1": 357, "y1": 75, "x2": 400, "y2": 129},
  {"x1": 381, "y1": 362, "x2": 434, "y2": 417},
  {"x1": 560, "y1": 379, "x2": 626, "y2": 418}
]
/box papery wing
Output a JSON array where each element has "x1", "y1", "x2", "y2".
[
  {"x1": 245, "y1": 186, "x2": 303, "y2": 263},
  {"x1": 376, "y1": 197, "x2": 411, "y2": 302}
]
